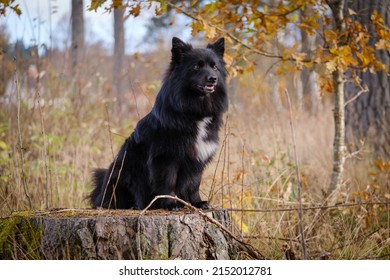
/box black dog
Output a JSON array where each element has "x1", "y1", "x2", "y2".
[{"x1": 90, "y1": 37, "x2": 228, "y2": 210}]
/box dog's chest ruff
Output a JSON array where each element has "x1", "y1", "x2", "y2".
[{"x1": 195, "y1": 117, "x2": 218, "y2": 162}]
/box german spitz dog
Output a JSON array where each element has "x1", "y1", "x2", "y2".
[{"x1": 90, "y1": 37, "x2": 228, "y2": 210}]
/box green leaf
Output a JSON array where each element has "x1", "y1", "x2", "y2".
[{"x1": 0, "y1": 141, "x2": 8, "y2": 150}]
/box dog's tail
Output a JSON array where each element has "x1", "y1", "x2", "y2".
[{"x1": 89, "y1": 168, "x2": 107, "y2": 208}]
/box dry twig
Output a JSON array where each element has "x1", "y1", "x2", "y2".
[
  {"x1": 284, "y1": 89, "x2": 307, "y2": 260},
  {"x1": 137, "y1": 195, "x2": 266, "y2": 259}
]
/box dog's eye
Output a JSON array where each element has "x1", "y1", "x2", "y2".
[
  {"x1": 212, "y1": 65, "x2": 218, "y2": 71},
  {"x1": 193, "y1": 65, "x2": 200, "y2": 70}
]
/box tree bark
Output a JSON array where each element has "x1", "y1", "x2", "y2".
[
  {"x1": 326, "y1": 0, "x2": 347, "y2": 198},
  {"x1": 71, "y1": 0, "x2": 84, "y2": 77},
  {"x1": 0, "y1": 209, "x2": 245, "y2": 260},
  {"x1": 328, "y1": 70, "x2": 346, "y2": 197},
  {"x1": 345, "y1": 0, "x2": 390, "y2": 159},
  {"x1": 113, "y1": 5, "x2": 125, "y2": 98}
]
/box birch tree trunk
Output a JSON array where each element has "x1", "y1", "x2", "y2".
[{"x1": 326, "y1": 0, "x2": 347, "y2": 198}]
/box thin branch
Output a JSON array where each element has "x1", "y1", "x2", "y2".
[
  {"x1": 166, "y1": 1, "x2": 315, "y2": 64},
  {"x1": 208, "y1": 115, "x2": 229, "y2": 203},
  {"x1": 285, "y1": 89, "x2": 307, "y2": 260},
  {"x1": 226, "y1": 201, "x2": 390, "y2": 213},
  {"x1": 244, "y1": 235, "x2": 302, "y2": 243},
  {"x1": 104, "y1": 104, "x2": 115, "y2": 160},
  {"x1": 265, "y1": 4, "x2": 304, "y2": 17},
  {"x1": 240, "y1": 144, "x2": 245, "y2": 236},
  {"x1": 35, "y1": 75, "x2": 51, "y2": 209},
  {"x1": 344, "y1": 84, "x2": 369, "y2": 107},
  {"x1": 108, "y1": 150, "x2": 127, "y2": 209},
  {"x1": 345, "y1": 143, "x2": 365, "y2": 160},
  {"x1": 166, "y1": 1, "x2": 282, "y2": 59},
  {"x1": 99, "y1": 142, "x2": 129, "y2": 208},
  {"x1": 15, "y1": 58, "x2": 32, "y2": 209},
  {"x1": 138, "y1": 195, "x2": 266, "y2": 259}
]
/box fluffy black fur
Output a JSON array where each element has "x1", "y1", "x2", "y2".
[{"x1": 90, "y1": 37, "x2": 228, "y2": 210}]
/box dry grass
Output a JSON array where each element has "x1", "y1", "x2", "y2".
[{"x1": 0, "y1": 47, "x2": 389, "y2": 260}]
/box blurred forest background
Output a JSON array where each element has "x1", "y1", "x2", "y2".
[{"x1": 0, "y1": 0, "x2": 389, "y2": 259}]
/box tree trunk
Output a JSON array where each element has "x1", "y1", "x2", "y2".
[
  {"x1": 300, "y1": 4, "x2": 321, "y2": 114},
  {"x1": 326, "y1": 0, "x2": 347, "y2": 198},
  {"x1": 0, "y1": 209, "x2": 248, "y2": 260},
  {"x1": 71, "y1": 0, "x2": 84, "y2": 77},
  {"x1": 345, "y1": 0, "x2": 390, "y2": 159},
  {"x1": 113, "y1": 5, "x2": 125, "y2": 98}
]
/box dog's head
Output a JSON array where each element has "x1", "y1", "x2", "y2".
[{"x1": 168, "y1": 37, "x2": 226, "y2": 97}]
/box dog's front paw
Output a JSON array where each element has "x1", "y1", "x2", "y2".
[
  {"x1": 167, "y1": 203, "x2": 182, "y2": 211},
  {"x1": 193, "y1": 201, "x2": 211, "y2": 210}
]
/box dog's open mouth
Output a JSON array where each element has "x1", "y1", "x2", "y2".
[{"x1": 196, "y1": 83, "x2": 216, "y2": 94}]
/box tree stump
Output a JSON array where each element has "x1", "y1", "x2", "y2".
[{"x1": 0, "y1": 209, "x2": 244, "y2": 260}]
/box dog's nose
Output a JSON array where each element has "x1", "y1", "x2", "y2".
[{"x1": 208, "y1": 75, "x2": 217, "y2": 83}]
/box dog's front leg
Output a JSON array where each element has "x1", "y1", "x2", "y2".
[{"x1": 148, "y1": 155, "x2": 180, "y2": 210}]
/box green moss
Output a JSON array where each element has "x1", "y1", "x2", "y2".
[
  {"x1": 62, "y1": 210, "x2": 77, "y2": 217},
  {"x1": 0, "y1": 217, "x2": 20, "y2": 249},
  {"x1": 0, "y1": 215, "x2": 44, "y2": 259},
  {"x1": 140, "y1": 232, "x2": 169, "y2": 260},
  {"x1": 11, "y1": 211, "x2": 35, "y2": 217}
]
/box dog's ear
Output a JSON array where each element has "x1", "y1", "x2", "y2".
[
  {"x1": 207, "y1": 37, "x2": 224, "y2": 57},
  {"x1": 171, "y1": 37, "x2": 192, "y2": 63}
]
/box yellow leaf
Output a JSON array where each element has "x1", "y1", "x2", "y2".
[
  {"x1": 329, "y1": 47, "x2": 338, "y2": 55},
  {"x1": 375, "y1": 39, "x2": 390, "y2": 50},
  {"x1": 113, "y1": 0, "x2": 124, "y2": 8},
  {"x1": 356, "y1": 51, "x2": 371, "y2": 67},
  {"x1": 201, "y1": 19, "x2": 216, "y2": 39},
  {"x1": 324, "y1": 30, "x2": 337, "y2": 44},
  {"x1": 348, "y1": 8, "x2": 357, "y2": 16},
  {"x1": 191, "y1": 22, "x2": 202, "y2": 36},
  {"x1": 246, "y1": 64, "x2": 255, "y2": 73},
  {"x1": 325, "y1": 59, "x2": 337, "y2": 73},
  {"x1": 231, "y1": 213, "x2": 250, "y2": 234},
  {"x1": 290, "y1": 13, "x2": 299, "y2": 23},
  {"x1": 224, "y1": 52, "x2": 234, "y2": 65},
  {"x1": 129, "y1": 3, "x2": 141, "y2": 17},
  {"x1": 291, "y1": 52, "x2": 306, "y2": 62}
]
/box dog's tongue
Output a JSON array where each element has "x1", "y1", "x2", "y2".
[{"x1": 205, "y1": 83, "x2": 215, "y2": 92}]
